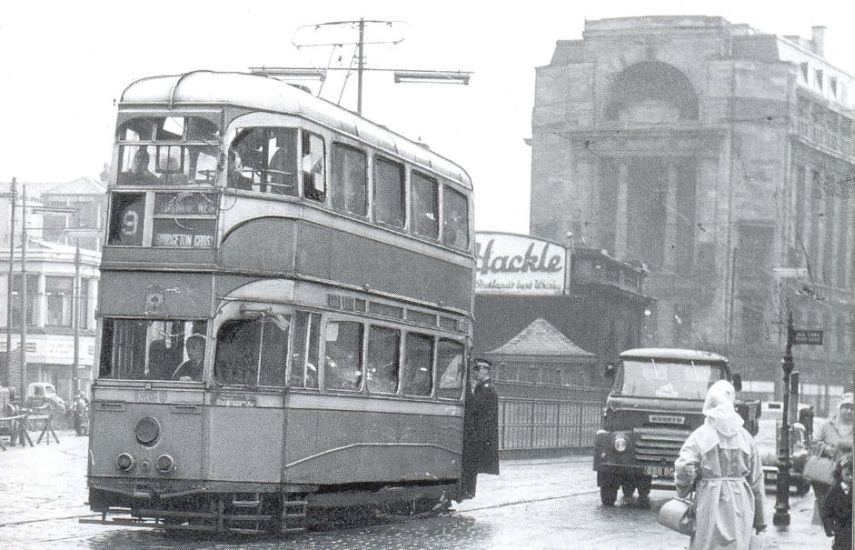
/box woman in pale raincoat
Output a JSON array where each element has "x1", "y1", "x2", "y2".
[
  {"x1": 674, "y1": 380, "x2": 766, "y2": 550},
  {"x1": 811, "y1": 392, "x2": 854, "y2": 518}
]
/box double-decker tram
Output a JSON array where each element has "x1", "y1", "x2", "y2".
[{"x1": 85, "y1": 71, "x2": 476, "y2": 534}]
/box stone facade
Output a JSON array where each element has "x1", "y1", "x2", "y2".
[{"x1": 530, "y1": 16, "x2": 853, "y2": 401}]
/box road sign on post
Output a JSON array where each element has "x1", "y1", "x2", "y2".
[{"x1": 792, "y1": 330, "x2": 823, "y2": 346}]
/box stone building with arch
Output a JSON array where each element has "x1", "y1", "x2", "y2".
[{"x1": 529, "y1": 16, "x2": 854, "y2": 413}]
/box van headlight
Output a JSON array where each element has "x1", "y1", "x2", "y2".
[{"x1": 614, "y1": 435, "x2": 628, "y2": 453}]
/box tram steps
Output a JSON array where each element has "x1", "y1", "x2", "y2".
[{"x1": 281, "y1": 497, "x2": 309, "y2": 534}]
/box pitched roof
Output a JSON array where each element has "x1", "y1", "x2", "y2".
[
  {"x1": 39, "y1": 177, "x2": 107, "y2": 196},
  {"x1": 487, "y1": 318, "x2": 595, "y2": 358}
]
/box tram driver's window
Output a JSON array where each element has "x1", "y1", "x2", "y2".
[
  {"x1": 367, "y1": 326, "x2": 400, "y2": 394},
  {"x1": 412, "y1": 171, "x2": 439, "y2": 239},
  {"x1": 374, "y1": 157, "x2": 406, "y2": 229},
  {"x1": 323, "y1": 321, "x2": 363, "y2": 391},
  {"x1": 331, "y1": 144, "x2": 367, "y2": 216},
  {"x1": 290, "y1": 311, "x2": 321, "y2": 389},
  {"x1": 436, "y1": 339, "x2": 465, "y2": 399},
  {"x1": 442, "y1": 186, "x2": 469, "y2": 250},
  {"x1": 403, "y1": 333, "x2": 433, "y2": 397},
  {"x1": 99, "y1": 319, "x2": 207, "y2": 381},
  {"x1": 214, "y1": 313, "x2": 291, "y2": 386},
  {"x1": 302, "y1": 131, "x2": 326, "y2": 203}
]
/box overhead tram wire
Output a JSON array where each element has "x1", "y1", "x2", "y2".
[{"x1": 250, "y1": 17, "x2": 471, "y2": 116}]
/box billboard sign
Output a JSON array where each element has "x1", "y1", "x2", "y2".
[{"x1": 475, "y1": 232, "x2": 567, "y2": 295}]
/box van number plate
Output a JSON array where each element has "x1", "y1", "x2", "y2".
[
  {"x1": 649, "y1": 414, "x2": 685, "y2": 425},
  {"x1": 644, "y1": 466, "x2": 674, "y2": 477}
]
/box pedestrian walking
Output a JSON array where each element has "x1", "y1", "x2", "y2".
[
  {"x1": 822, "y1": 452, "x2": 853, "y2": 550},
  {"x1": 811, "y1": 393, "x2": 854, "y2": 518},
  {"x1": 461, "y1": 359, "x2": 499, "y2": 497},
  {"x1": 674, "y1": 380, "x2": 766, "y2": 550}
]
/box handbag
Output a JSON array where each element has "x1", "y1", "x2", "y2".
[
  {"x1": 657, "y1": 495, "x2": 695, "y2": 536},
  {"x1": 803, "y1": 454, "x2": 835, "y2": 485}
]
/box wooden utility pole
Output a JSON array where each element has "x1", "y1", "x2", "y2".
[
  {"x1": 19, "y1": 185, "x2": 27, "y2": 401},
  {"x1": 4, "y1": 178, "x2": 16, "y2": 388}
]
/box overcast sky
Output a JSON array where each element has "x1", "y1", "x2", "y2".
[{"x1": 2, "y1": 1, "x2": 854, "y2": 233}]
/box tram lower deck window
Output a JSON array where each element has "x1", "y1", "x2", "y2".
[{"x1": 215, "y1": 314, "x2": 291, "y2": 386}]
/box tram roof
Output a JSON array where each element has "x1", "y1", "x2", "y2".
[
  {"x1": 619, "y1": 348, "x2": 728, "y2": 363},
  {"x1": 120, "y1": 71, "x2": 472, "y2": 189}
]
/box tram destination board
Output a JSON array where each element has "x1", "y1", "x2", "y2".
[{"x1": 792, "y1": 329, "x2": 823, "y2": 346}]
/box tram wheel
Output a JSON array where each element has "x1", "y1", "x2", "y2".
[{"x1": 600, "y1": 485, "x2": 618, "y2": 507}]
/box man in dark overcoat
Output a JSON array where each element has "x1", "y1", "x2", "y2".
[{"x1": 461, "y1": 360, "x2": 499, "y2": 498}]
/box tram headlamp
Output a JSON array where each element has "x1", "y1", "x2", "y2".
[
  {"x1": 116, "y1": 452, "x2": 136, "y2": 471},
  {"x1": 135, "y1": 417, "x2": 160, "y2": 446},
  {"x1": 613, "y1": 435, "x2": 628, "y2": 453},
  {"x1": 156, "y1": 454, "x2": 175, "y2": 473}
]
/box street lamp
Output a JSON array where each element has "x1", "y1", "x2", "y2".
[{"x1": 772, "y1": 309, "x2": 794, "y2": 526}]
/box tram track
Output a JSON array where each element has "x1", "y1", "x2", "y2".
[{"x1": 456, "y1": 488, "x2": 600, "y2": 513}]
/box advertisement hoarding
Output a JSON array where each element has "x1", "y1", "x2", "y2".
[{"x1": 475, "y1": 232, "x2": 567, "y2": 295}]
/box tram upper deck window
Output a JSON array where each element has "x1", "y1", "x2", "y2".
[
  {"x1": 442, "y1": 186, "x2": 469, "y2": 250},
  {"x1": 367, "y1": 326, "x2": 400, "y2": 394},
  {"x1": 437, "y1": 339, "x2": 465, "y2": 400},
  {"x1": 214, "y1": 313, "x2": 291, "y2": 387},
  {"x1": 117, "y1": 116, "x2": 219, "y2": 185},
  {"x1": 374, "y1": 157, "x2": 406, "y2": 229},
  {"x1": 324, "y1": 320, "x2": 363, "y2": 391},
  {"x1": 331, "y1": 144, "x2": 367, "y2": 216},
  {"x1": 412, "y1": 171, "x2": 439, "y2": 239},
  {"x1": 99, "y1": 319, "x2": 208, "y2": 381},
  {"x1": 403, "y1": 333, "x2": 433, "y2": 397},
  {"x1": 228, "y1": 128, "x2": 297, "y2": 195},
  {"x1": 302, "y1": 132, "x2": 326, "y2": 203}
]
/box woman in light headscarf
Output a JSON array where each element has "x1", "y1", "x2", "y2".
[
  {"x1": 811, "y1": 392, "x2": 854, "y2": 518},
  {"x1": 674, "y1": 380, "x2": 766, "y2": 550}
]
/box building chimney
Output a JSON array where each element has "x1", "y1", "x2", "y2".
[{"x1": 812, "y1": 26, "x2": 826, "y2": 56}]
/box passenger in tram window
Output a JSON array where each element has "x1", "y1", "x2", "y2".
[
  {"x1": 171, "y1": 334, "x2": 206, "y2": 381},
  {"x1": 228, "y1": 149, "x2": 253, "y2": 191},
  {"x1": 124, "y1": 148, "x2": 160, "y2": 185},
  {"x1": 268, "y1": 145, "x2": 297, "y2": 196},
  {"x1": 324, "y1": 349, "x2": 361, "y2": 390}
]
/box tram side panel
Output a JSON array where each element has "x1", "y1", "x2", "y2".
[
  {"x1": 206, "y1": 397, "x2": 285, "y2": 484},
  {"x1": 283, "y1": 393, "x2": 464, "y2": 485},
  {"x1": 219, "y1": 218, "x2": 472, "y2": 312}
]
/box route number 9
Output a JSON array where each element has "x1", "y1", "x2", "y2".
[{"x1": 122, "y1": 210, "x2": 139, "y2": 236}]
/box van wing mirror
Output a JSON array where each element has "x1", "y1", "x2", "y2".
[
  {"x1": 732, "y1": 373, "x2": 742, "y2": 392},
  {"x1": 604, "y1": 363, "x2": 616, "y2": 378}
]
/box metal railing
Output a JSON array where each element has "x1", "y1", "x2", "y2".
[{"x1": 497, "y1": 385, "x2": 607, "y2": 451}]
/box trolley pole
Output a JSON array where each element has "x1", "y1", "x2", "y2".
[
  {"x1": 4, "y1": 178, "x2": 16, "y2": 388},
  {"x1": 773, "y1": 309, "x2": 794, "y2": 527},
  {"x1": 356, "y1": 17, "x2": 365, "y2": 115}
]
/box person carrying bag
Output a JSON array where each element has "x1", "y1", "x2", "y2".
[
  {"x1": 809, "y1": 393, "x2": 853, "y2": 518},
  {"x1": 657, "y1": 493, "x2": 696, "y2": 535},
  {"x1": 671, "y1": 381, "x2": 766, "y2": 550}
]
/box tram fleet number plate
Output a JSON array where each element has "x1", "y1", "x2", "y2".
[{"x1": 644, "y1": 466, "x2": 674, "y2": 477}]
